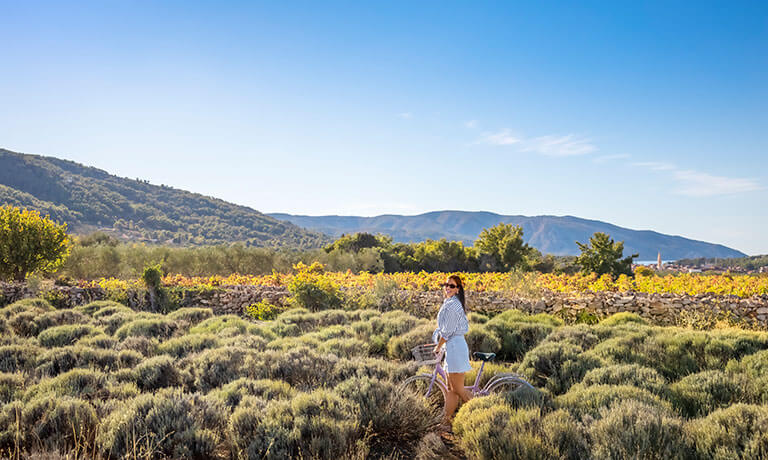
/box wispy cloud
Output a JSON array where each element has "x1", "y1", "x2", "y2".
[
  {"x1": 673, "y1": 170, "x2": 763, "y2": 197},
  {"x1": 464, "y1": 120, "x2": 479, "y2": 129},
  {"x1": 520, "y1": 134, "x2": 596, "y2": 156},
  {"x1": 398, "y1": 112, "x2": 413, "y2": 119},
  {"x1": 592, "y1": 153, "x2": 630, "y2": 163},
  {"x1": 476, "y1": 130, "x2": 594, "y2": 156},
  {"x1": 632, "y1": 161, "x2": 676, "y2": 171},
  {"x1": 476, "y1": 129, "x2": 521, "y2": 146},
  {"x1": 631, "y1": 160, "x2": 762, "y2": 197}
]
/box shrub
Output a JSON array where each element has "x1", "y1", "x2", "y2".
[
  {"x1": 188, "y1": 315, "x2": 248, "y2": 335},
  {"x1": 88, "y1": 301, "x2": 133, "y2": 318},
  {"x1": 335, "y1": 377, "x2": 438, "y2": 456},
  {"x1": 452, "y1": 398, "x2": 555, "y2": 460},
  {"x1": 246, "y1": 323, "x2": 278, "y2": 340},
  {"x1": 244, "y1": 300, "x2": 286, "y2": 321},
  {"x1": 468, "y1": 312, "x2": 489, "y2": 324},
  {"x1": 117, "y1": 336, "x2": 158, "y2": 356},
  {"x1": 599, "y1": 312, "x2": 649, "y2": 327},
  {"x1": 76, "y1": 333, "x2": 118, "y2": 349},
  {"x1": 157, "y1": 334, "x2": 219, "y2": 358},
  {"x1": 332, "y1": 356, "x2": 413, "y2": 383},
  {"x1": 276, "y1": 308, "x2": 352, "y2": 333},
  {"x1": 539, "y1": 410, "x2": 590, "y2": 460},
  {"x1": 684, "y1": 404, "x2": 768, "y2": 459},
  {"x1": 167, "y1": 307, "x2": 213, "y2": 325},
  {"x1": 728, "y1": 349, "x2": 768, "y2": 377},
  {"x1": 414, "y1": 433, "x2": 455, "y2": 460},
  {"x1": 484, "y1": 317, "x2": 555, "y2": 361},
  {"x1": 229, "y1": 388, "x2": 357, "y2": 460},
  {"x1": 322, "y1": 337, "x2": 368, "y2": 358},
  {"x1": 38, "y1": 324, "x2": 101, "y2": 348},
  {"x1": 0, "y1": 372, "x2": 24, "y2": 404},
  {"x1": 211, "y1": 377, "x2": 295, "y2": 409},
  {"x1": 580, "y1": 364, "x2": 668, "y2": 396},
  {"x1": 9, "y1": 309, "x2": 88, "y2": 337},
  {"x1": 286, "y1": 269, "x2": 344, "y2": 312},
  {"x1": 464, "y1": 324, "x2": 502, "y2": 355},
  {"x1": 96, "y1": 311, "x2": 136, "y2": 335},
  {"x1": 669, "y1": 369, "x2": 753, "y2": 417},
  {"x1": 187, "y1": 346, "x2": 251, "y2": 391},
  {"x1": 0, "y1": 344, "x2": 40, "y2": 373},
  {"x1": 245, "y1": 346, "x2": 341, "y2": 390},
  {"x1": 16, "y1": 395, "x2": 97, "y2": 453},
  {"x1": 132, "y1": 355, "x2": 182, "y2": 391},
  {"x1": 588, "y1": 329, "x2": 652, "y2": 367},
  {"x1": 542, "y1": 324, "x2": 600, "y2": 349},
  {"x1": 555, "y1": 384, "x2": 673, "y2": 420},
  {"x1": 589, "y1": 400, "x2": 689, "y2": 459},
  {"x1": 518, "y1": 342, "x2": 603, "y2": 395},
  {"x1": 221, "y1": 334, "x2": 268, "y2": 351},
  {"x1": 35, "y1": 346, "x2": 134, "y2": 377},
  {"x1": 1, "y1": 298, "x2": 54, "y2": 319},
  {"x1": 387, "y1": 324, "x2": 435, "y2": 360},
  {"x1": 24, "y1": 368, "x2": 108, "y2": 401},
  {"x1": 114, "y1": 317, "x2": 178, "y2": 341},
  {"x1": 97, "y1": 389, "x2": 226, "y2": 460}
]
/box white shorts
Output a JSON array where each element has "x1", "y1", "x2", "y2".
[{"x1": 444, "y1": 335, "x2": 472, "y2": 373}]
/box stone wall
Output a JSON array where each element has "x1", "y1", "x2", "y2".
[{"x1": 2, "y1": 282, "x2": 767, "y2": 325}]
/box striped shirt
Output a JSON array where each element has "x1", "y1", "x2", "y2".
[{"x1": 435, "y1": 296, "x2": 469, "y2": 341}]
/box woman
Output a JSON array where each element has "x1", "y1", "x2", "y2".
[{"x1": 433, "y1": 274, "x2": 473, "y2": 426}]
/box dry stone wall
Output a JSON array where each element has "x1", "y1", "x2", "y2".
[{"x1": 2, "y1": 282, "x2": 768, "y2": 325}]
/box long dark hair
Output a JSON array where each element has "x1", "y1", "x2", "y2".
[{"x1": 448, "y1": 274, "x2": 466, "y2": 313}]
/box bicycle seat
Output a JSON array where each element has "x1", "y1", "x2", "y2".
[{"x1": 473, "y1": 352, "x2": 496, "y2": 362}]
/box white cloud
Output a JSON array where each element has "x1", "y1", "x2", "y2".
[
  {"x1": 476, "y1": 129, "x2": 521, "y2": 146},
  {"x1": 673, "y1": 170, "x2": 762, "y2": 197},
  {"x1": 464, "y1": 120, "x2": 479, "y2": 129},
  {"x1": 632, "y1": 161, "x2": 676, "y2": 171},
  {"x1": 592, "y1": 153, "x2": 630, "y2": 163},
  {"x1": 520, "y1": 134, "x2": 596, "y2": 156},
  {"x1": 398, "y1": 112, "x2": 413, "y2": 119}
]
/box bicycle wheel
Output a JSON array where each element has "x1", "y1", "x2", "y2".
[
  {"x1": 486, "y1": 375, "x2": 534, "y2": 395},
  {"x1": 400, "y1": 374, "x2": 447, "y2": 415}
]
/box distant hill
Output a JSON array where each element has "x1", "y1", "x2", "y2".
[
  {"x1": 269, "y1": 211, "x2": 747, "y2": 260},
  {"x1": 0, "y1": 148, "x2": 329, "y2": 248}
]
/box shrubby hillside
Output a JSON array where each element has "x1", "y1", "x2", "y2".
[
  {"x1": 0, "y1": 149, "x2": 329, "y2": 248},
  {"x1": 3, "y1": 288, "x2": 768, "y2": 459}
]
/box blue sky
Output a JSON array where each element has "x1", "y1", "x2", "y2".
[{"x1": 1, "y1": 1, "x2": 767, "y2": 254}]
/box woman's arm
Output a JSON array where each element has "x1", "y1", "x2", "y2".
[{"x1": 434, "y1": 335, "x2": 447, "y2": 355}]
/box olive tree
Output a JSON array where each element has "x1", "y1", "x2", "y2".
[
  {"x1": 575, "y1": 232, "x2": 637, "y2": 277},
  {"x1": 475, "y1": 223, "x2": 535, "y2": 271},
  {"x1": 0, "y1": 206, "x2": 71, "y2": 281}
]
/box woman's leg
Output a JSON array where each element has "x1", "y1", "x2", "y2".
[
  {"x1": 444, "y1": 372, "x2": 473, "y2": 421},
  {"x1": 449, "y1": 372, "x2": 473, "y2": 403}
]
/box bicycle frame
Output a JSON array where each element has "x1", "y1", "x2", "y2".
[{"x1": 425, "y1": 348, "x2": 492, "y2": 397}]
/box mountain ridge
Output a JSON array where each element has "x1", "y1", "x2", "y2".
[
  {"x1": 269, "y1": 211, "x2": 747, "y2": 260},
  {"x1": 0, "y1": 148, "x2": 329, "y2": 248}
]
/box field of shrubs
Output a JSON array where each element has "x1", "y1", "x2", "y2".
[{"x1": 3, "y1": 293, "x2": 768, "y2": 459}]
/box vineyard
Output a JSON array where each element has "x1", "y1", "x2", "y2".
[{"x1": 75, "y1": 266, "x2": 768, "y2": 298}]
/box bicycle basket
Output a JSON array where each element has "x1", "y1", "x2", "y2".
[{"x1": 411, "y1": 343, "x2": 439, "y2": 365}]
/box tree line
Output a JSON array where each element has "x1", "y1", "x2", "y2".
[{"x1": 1, "y1": 205, "x2": 638, "y2": 280}]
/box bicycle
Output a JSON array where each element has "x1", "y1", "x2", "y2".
[{"x1": 400, "y1": 343, "x2": 534, "y2": 415}]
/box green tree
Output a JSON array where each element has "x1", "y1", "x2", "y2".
[
  {"x1": 0, "y1": 205, "x2": 71, "y2": 281},
  {"x1": 575, "y1": 232, "x2": 638, "y2": 277},
  {"x1": 475, "y1": 223, "x2": 534, "y2": 271}
]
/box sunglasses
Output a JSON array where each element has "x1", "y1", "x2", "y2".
[{"x1": 441, "y1": 283, "x2": 458, "y2": 289}]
